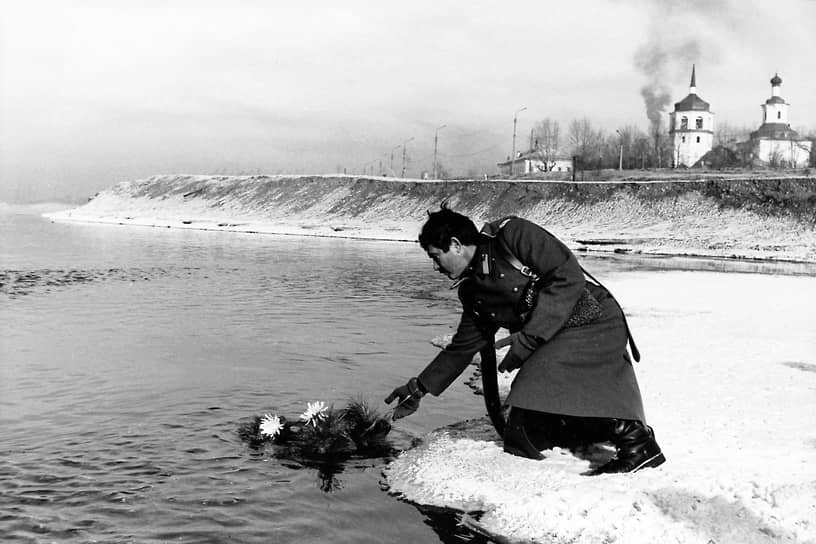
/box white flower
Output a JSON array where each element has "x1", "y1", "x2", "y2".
[
  {"x1": 259, "y1": 413, "x2": 284, "y2": 439},
  {"x1": 299, "y1": 401, "x2": 328, "y2": 427}
]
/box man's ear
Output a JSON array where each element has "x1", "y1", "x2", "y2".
[{"x1": 449, "y1": 237, "x2": 463, "y2": 253}]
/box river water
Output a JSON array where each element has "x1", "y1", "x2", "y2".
[{"x1": 2, "y1": 208, "x2": 814, "y2": 543}]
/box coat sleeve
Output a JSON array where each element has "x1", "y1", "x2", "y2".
[
  {"x1": 417, "y1": 308, "x2": 494, "y2": 396},
  {"x1": 500, "y1": 218, "x2": 585, "y2": 343}
]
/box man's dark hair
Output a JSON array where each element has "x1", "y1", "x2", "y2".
[{"x1": 418, "y1": 204, "x2": 479, "y2": 251}]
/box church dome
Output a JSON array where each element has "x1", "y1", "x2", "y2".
[{"x1": 770, "y1": 73, "x2": 782, "y2": 86}]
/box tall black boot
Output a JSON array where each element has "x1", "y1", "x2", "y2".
[
  {"x1": 503, "y1": 408, "x2": 544, "y2": 460},
  {"x1": 586, "y1": 419, "x2": 665, "y2": 475}
]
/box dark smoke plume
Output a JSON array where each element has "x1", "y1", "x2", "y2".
[
  {"x1": 635, "y1": 39, "x2": 702, "y2": 131},
  {"x1": 631, "y1": 0, "x2": 732, "y2": 129}
]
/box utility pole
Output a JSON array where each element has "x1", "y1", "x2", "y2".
[
  {"x1": 401, "y1": 137, "x2": 414, "y2": 178},
  {"x1": 433, "y1": 124, "x2": 446, "y2": 179},
  {"x1": 510, "y1": 106, "x2": 527, "y2": 177},
  {"x1": 390, "y1": 144, "x2": 400, "y2": 175},
  {"x1": 616, "y1": 129, "x2": 623, "y2": 171}
]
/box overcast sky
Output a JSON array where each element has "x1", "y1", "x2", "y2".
[{"x1": 2, "y1": 0, "x2": 815, "y2": 203}]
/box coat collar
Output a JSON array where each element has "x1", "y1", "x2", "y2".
[
  {"x1": 451, "y1": 242, "x2": 489, "y2": 289},
  {"x1": 467, "y1": 239, "x2": 493, "y2": 278},
  {"x1": 451, "y1": 217, "x2": 516, "y2": 288}
]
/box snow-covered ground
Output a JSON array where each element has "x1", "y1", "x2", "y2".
[{"x1": 385, "y1": 271, "x2": 816, "y2": 543}]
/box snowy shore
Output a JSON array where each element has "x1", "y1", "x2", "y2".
[
  {"x1": 384, "y1": 271, "x2": 816, "y2": 543},
  {"x1": 44, "y1": 173, "x2": 816, "y2": 264},
  {"x1": 42, "y1": 174, "x2": 816, "y2": 543}
]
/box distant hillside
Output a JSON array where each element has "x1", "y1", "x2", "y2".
[{"x1": 47, "y1": 174, "x2": 816, "y2": 263}]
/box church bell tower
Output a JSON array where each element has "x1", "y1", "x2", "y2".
[{"x1": 668, "y1": 65, "x2": 715, "y2": 167}]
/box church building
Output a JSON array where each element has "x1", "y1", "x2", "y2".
[
  {"x1": 739, "y1": 74, "x2": 812, "y2": 168},
  {"x1": 669, "y1": 65, "x2": 714, "y2": 168}
]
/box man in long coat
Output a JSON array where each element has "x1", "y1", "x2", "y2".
[{"x1": 385, "y1": 206, "x2": 665, "y2": 474}]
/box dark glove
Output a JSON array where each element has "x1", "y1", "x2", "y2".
[
  {"x1": 384, "y1": 377, "x2": 426, "y2": 420},
  {"x1": 496, "y1": 332, "x2": 539, "y2": 373}
]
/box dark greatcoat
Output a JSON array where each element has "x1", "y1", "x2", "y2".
[{"x1": 417, "y1": 217, "x2": 647, "y2": 423}]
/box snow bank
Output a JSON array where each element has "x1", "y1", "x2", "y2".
[
  {"x1": 44, "y1": 174, "x2": 816, "y2": 263},
  {"x1": 385, "y1": 433, "x2": 814, "y2": 543},
  {"x1": 386, "y1": 271, "x2": 816, "y2": 543}
]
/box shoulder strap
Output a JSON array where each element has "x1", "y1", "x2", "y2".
[
  {"x1": 494, "y1": 225, "x2": 641, "y2": 362},
  {"x1": 578, "y1": 265, "x2": 641, "y2": 362},
  {"x1": 495, "y1": 234, "x2": 538, "y2": 279}
]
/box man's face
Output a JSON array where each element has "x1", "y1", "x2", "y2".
[{"x1": 426, "y1": 239, "x2": 470, "y2": 280}]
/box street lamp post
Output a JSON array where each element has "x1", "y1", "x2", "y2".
[
  {"x1": 401, "y1": 137, "x2": 414, "y2": 178},
  {"x1": 616, "y1": 129, "x2": 624, "y2": 171},
  {"x1": 390, "y1": 144, "x2": 401, "y2": 175},
  {"x1": 432, "y1": 124, "x2": 446, "y2": 180},
  {"x1": 510, "y1": 107, "x2": 527, "y2": 177}
]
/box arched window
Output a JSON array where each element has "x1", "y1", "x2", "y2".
[
  {"x1": 680, "y1": 117, "x2": 688, "y2": 130},
  {"x1": 696, "y1": 117, "x2": 703, "y2": 129},
  {"x1": 777, "y1": 111, "x2": 782, "y2": 120}
]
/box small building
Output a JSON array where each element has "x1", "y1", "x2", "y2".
[
  {"x1": 669, "y1": 65, "x2": 714, "y2": 168},
  {"x1": 737, "y1": 74, "x2": 812, "y2": 168},
  {"x1": 497, "y1": 150, "x2": 573, "y2": 176}
]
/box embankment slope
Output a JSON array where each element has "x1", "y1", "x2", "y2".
[{"x1": 47, "y1": 174, "x2": 816, "y2": 262}]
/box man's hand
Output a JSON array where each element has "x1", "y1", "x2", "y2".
[
  {"x1": 384, "y1": 377, "x2": 425, "y2": 420},
  {"x1": 495, "y1": 332, "x2": 539, "y2": 372}
]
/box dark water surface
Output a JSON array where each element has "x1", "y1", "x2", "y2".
[
  {"x1": 1, "y1": 211, "x2": 485, "y2": 543},
  {"x1": 2, "y1": 209, "x2": 814, "y2": 543}
]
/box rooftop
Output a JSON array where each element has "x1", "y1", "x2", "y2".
[
  {"x1": 497, "y1": 150, "x2": 573, "y2": 167},
  {"x1": 674, "y1": 93, "x2": 710, "y2": 112},
  {"x1": 750, "y1": 122, "x2": 803, "y2": 140}
]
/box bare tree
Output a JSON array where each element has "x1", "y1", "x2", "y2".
[
  {"x1": 807, "y1": 130, "x2": 816, "y2": 167},
  {"x1": 599, "y1": 129, "x2": 619, "y2": 169},
  {"x1": 614, "y1": 125, "x2": 647, "y2": 170},
  {"x1": 714, "y1": 122, "x2": 752, "y2": 151},
  {"x1": 568, "y1": 118, "x2": 602, "y2": 169},
  {"x1": 631, "y1": 133, "x2": 651, "y2": 169},
  {"x1": 794, "y1": 127, "x2": 816, "y2": 168},
  {"x1": 768, "y1": 146, "x2": 784, "y2": 168},
  {"x1": 533, "y1": 118, "x2": 561, "y2": 171}
]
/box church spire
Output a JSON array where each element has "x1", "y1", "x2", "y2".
[{"x1": 689, "y1": 64, "x2": 697, "y2": 94}]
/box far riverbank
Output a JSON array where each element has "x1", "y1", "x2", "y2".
[{"x1": 45, "y1": 173, "x2": 816, "y2": 264}]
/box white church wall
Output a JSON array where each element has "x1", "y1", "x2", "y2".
[{"x1": 757, "y1": 139, "x2": 812, "y2": 167}]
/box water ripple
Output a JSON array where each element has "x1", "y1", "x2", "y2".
[{"x1": 0, "y1": 266, "x2": 201, "y2": 298}]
